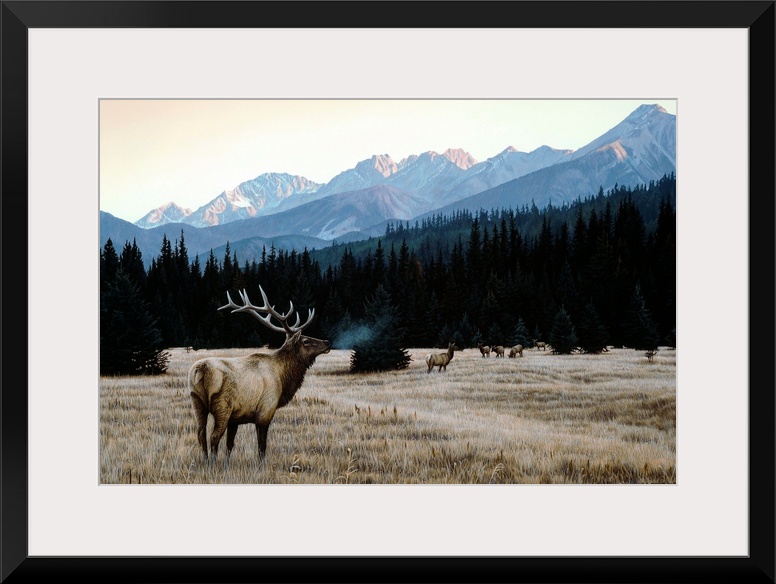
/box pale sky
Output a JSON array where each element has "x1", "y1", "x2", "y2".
[{"x1": 99, "y1": 99, "x2": 677, "y2": 223}]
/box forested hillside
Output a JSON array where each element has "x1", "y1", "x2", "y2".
[{"x1": 100, "y1": 175, "x2": 675, "y2": 374}]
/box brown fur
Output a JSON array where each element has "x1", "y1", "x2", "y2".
[
  {"x1": 425, "y1": 343, "x2": 460, "y2": 373},
  {"x1": 508, "y1": 344, "x2": 524, "y2": 358},
  {"x1": 477, "y1": 343, "x2": 491, "y2": 358},
  {"x1": 492, "y1": 345, "x2": 505, "y2": 358},
  {"x1": 532, "y1": 339, "x2": 548, "y2": 351},
  {"x1": 188, "y1": 330, "x2": 330, "y2": 466}
]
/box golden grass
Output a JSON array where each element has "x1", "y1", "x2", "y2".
[{"x1": 100, "y1": 346, "x2": 676, "y2": 484}]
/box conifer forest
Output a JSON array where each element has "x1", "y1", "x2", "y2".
[{"x1": 100, "y1": 175, "x2": 675, "y2": 375}]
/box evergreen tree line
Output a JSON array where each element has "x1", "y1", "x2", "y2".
[
  {"x1": 314, "y1": 175, "x2": 675, "y2": 271},
  {"x1": 100, "y1": 175, "x2": 675, "y2": 374}
]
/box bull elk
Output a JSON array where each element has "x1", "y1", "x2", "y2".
[
  {"x1": 425, "y1": 342, "x2": 460, "y2": 373},
  {"x1": 492, "y1": 345, "x2": 506, "y2": 358},
  {"x1": 187, "y1": 286, "x2": 330, "y2": 467},
  {"x1": 508, "y1": 344, "x2": 523, "y2": 358},
  {"x1": 477, "y1": 343, "x2": 491, "y2": 358}
]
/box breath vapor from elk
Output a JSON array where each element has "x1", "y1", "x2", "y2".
[
  {"x1": 330, "y1": 323, "x2": 376, "y2": 350},
  {"x1": 187, "y1": 286, "x2": 330, "y2": 467},
  {"x1": 425, "y1": 342, "x2": 460, "y2": 373}
]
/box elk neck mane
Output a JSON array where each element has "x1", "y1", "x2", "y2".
[{"x1": 273, "y1": 339, "x2": 317, "y2": 407}]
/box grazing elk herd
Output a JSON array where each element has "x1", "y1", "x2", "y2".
[{"x1": 479, "y1": 341, "x2": 537, "y2": 359}]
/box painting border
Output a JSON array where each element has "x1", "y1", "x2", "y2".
[{"x1": 3, "y1": 1, "x2": 774, "y2": 582}]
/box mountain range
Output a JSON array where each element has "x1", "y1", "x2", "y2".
[{"x1": 101, "y1": 103, "x2": 675, "y2": 266}]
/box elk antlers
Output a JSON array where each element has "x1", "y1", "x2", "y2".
[{"x1": 218, "y1": 286, "x2": 315, "y2": 337}]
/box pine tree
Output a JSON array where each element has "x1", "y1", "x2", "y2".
[
  {"x1": 571, "y1": 208, "x2": 588, "y2": 276},
  {"x1": 455, "y1": 312, "x2": 478, "y2": 349},
  {"x1": 548, "y1": 306, "x2": 578, "y2": 354},
  {"x1": 119, "y1": 238, "x2": 146, "y2": 286},
  {"x1": 319, "y1": 286, "x2": 346, "y2": 343},
  {"x1": 508, "y1": 316, "x2": 532, "y2": 348},
  {"x1": 373, "y1": 239, "x2": 386, "y2": 289},
  {"x1": 100, "y1": 239, "x2": 119, "y2": 291},
  {"x1": 486, "y1": 322, "x2": 504, "y2": 347},
  {"x1": 221, "y1": 241, "x2": 234, "y2": 291},
  {"x1": 176, "y1": 229, "x2": 189, "y2": 274},
  {"x1": 478, "y1": 288, "x2": 501, "y2": 340},
  {"x1": 555, "y1": 260, "x2": 579, "y2": 317},
  {"x1": 623, "y1": 283, "x2": 660, "y2": 353},
  {"x1": 651, "y1": 198, "x2": 676, "y2": 342},
  {"x1": 100, "y1": 271, "x2": 170, "y2": 375},
  {"x1": 349, "y1": 285, "x2": 411, "y2": 372},
  {"x1": 577, "y1": 301, "x2": 609, "y2": 354},
  {"x1": 434, "y1": 323, "x2": 455, "y2": 349},
  {"x1": 666, "y1": 327, "x2": 676, "y2": 349},
  {"x1": 466, "y1": 217, "x2": 482, "y2": 284}
]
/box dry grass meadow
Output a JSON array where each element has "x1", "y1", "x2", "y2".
[{"x1": 99, "y1": 346, "x2": 676, "y2": 485}]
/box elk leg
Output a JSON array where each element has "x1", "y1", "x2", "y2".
[
  {"x1": 190, "y1": 394, "x2": 209, "y2": 462},
  {"x1": 255, "y1": 423, "x2": 270, "y2": 464},
  {"x1": 209, "y1": 415, "x2": 228, "y2": 467},
  {"x1": 225, "y1": 422, "x2": 239, "y2": 466},
  {"x1": 207, "y1": 394, "x2": 232, "y2": 467}
]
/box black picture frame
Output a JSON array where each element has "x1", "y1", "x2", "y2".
[{"x1": 2, "y1": 2, "x2": 773, "y2": 583}]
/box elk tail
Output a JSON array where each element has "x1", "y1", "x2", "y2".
[{"x1": 188, "y1": 362, "x2": 210, "y2": 407}]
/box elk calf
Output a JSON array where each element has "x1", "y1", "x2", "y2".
[
  {"x1": 492, "y1": 345, "x2": 505, "y2": 358},
  {"x1": 477, "y1": 343, "x2": 491, "y2": 358},
  {"x1": 425, "y1": 342, "x2": 460, "y2": 373},
  {"x1": 188, "y1": 287, "x2": 330, "y2": 467},
  {"x1": 508, "y1": 345, "x2": 523, "y2": 358}
]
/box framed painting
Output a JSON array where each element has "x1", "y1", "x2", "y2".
[{"x1": 3, "y1": 1, "x2": 773, "y2": 582}]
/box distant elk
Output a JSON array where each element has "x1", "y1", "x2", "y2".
[
  {"x1": 492, "y1": 345, "x2": 506, "y2": 358},
  {"x1": 425, "y1": 342, "x2": 461, "y2": 373},
  {"x1": 187, "y1": 286, "x2": 330, "y2": 467},
  {"x1": 477, "y1": 343, "x2": 491, "y2": 358},
  {"x1": 532, "y1": 339, "x2": 548, "y2": 351},
  {"x1": 508, "y1": 344, "x2": 524, "y2": 358}
]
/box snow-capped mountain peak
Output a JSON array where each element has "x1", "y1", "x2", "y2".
[
  {"x1": 569, "y1": 103, "x2": 675, "y2": 163},
  {"x1": 134, "y1": 202, "x2": 193, "y2": 228},
  {"x1": 355, "y1": 154, "x2": 399, "y2": 178},
  {"x1": 135, "y1": 172, "x2": 322, "y2": 229},
  {"x1": 626, "y1": 103, "x2": 669, "y2": 122},
  {"x1": 442, "y1": 148, "x2": 478, "y2": 170}
]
